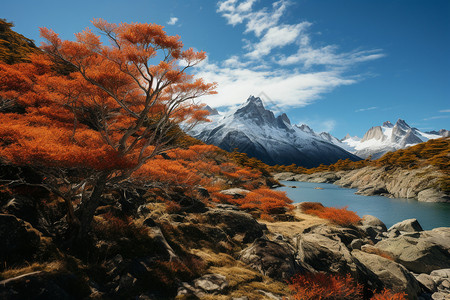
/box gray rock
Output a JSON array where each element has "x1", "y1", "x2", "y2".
[
  {"x1": 296, "y1": 233, "x2": 383, "y2": 291},
  {"x1": 352, "y1": 250, "x2": 421, "y2": 298},
  {"x1": 203, "y1": 209, "x2": 265, "y2": 243},
  {"x1": 240, "y1": 238, "x2": 297, "y2": 280},
  {"x1": 273, "y1": 172, "x2": 295, "y2": 181},
  {"x1": 361, "y1": 215, "x2": 387, "y2": 232},
  {"x1": 430, "y1": 269, "x2": 450, "y2": 279},
  {"x1": 416, "y1": 273, "x2": 438, "y2": 293},
  {"x1": 219, "y1": 188, "x2": 250, "y2": 198},
  {"x1": 375, "y1": 229, "x2": 450, "y2": 274},
  {"x1": 303, "y1": 224, "x2": 363, "y2": 246},
  {"x1": 418, "y1": 189, "x2": 450, "y2": 203},
  {"x1": 350, "y1": 239, "x2": 364, "y2": 250},
  {"x1": 431, "y1": 292, "x2": 449, "y2": 300},
  {"x1": 194, "y1": 274, "x2": 228, "y2": 293},
  {"x1": 388, "y1": 219, "x2": 424, "y2": 232}
]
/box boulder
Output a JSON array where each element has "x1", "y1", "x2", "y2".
[
  {"x1": 194, "y1": 274, "x2": 228, "y2": 294},
  {"x1": 203, "y1": 209, "x2": 265, "y2": 243},
  {"x1": 240, "y1": 238, "x2": 297, "y2": 280},
  {"x1": 352, "y1": 250, "x2": 421, "y2": 299},
  {"x1": 296, "y1": 233, "x2": 383, "y2": 291},
  {"x1": 429, "y1": 269, "x2": 450, "y2": 297},
  {"x1": 388, "y1": 219, "x2": 423, "y2": 232},
  {"x1": 361, "y1": 215, "x2": 387, "y2": 232},
  {"x1": 375, "y1": 229, "x2": 450, "y2": 274},
  {"x1": 415, "y1": 273, "x2": 438, "y2": 293},
  {"x1": 178, "y1": 274, "x2": 229, "y2": 298},
  {"x1": 417, "y1": 188, "x2": 450, "y2": 203},
  {"x1": 350, "y1": 239, "x2": 364, "y2": 250},
  {"x1": 0, "y1": 214, "x2": 42, "y2": 265},
  {"x1": 273, "y1": 172, "x2": 295, "y2": 181},
  {"x1": 302, "y1": 224, "x2": 363, "y2": 246},
  {"x1": 219, "y1": 188, "x2": 250, "y2": 198}
]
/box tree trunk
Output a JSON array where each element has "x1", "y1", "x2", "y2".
[{"x1": 76, "y1": 172, "x2": 109, "y2": 241}]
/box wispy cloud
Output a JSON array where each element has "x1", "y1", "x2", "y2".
[
  {"x1": 198, "y1": 0, "x2": 384, "y2": 108},
  {"x1": 355, "y1": 106, "x2": 378, "y2": 112},
  {"x1": 423, "y1": 115, "x2": 450, "y2": 121},
  {"x1": 439, "y1": 109, "x2": 450, "y2": 113},
  {"x1": 167, "y1": 17, "x2": 178, "y2": 25}
]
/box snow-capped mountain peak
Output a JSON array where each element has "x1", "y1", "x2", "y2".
[
  {"x1": 189, "y1": 95, "x2": 360, "y2": 167},
  {"x1": 341, "y1": 119, "x2": 444, "y2": 159}
]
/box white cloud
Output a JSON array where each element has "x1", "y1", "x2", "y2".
[
  {"x1": 196, "y1": 60, "x2": 355, "y2": 108},
  {"x1": 246, "y1": 23, "x2": 310, "y2": 59},
  {"x1": 217, "y1": 0, "x2": 286, "y2": 36},
  {"x1": 439, "y1": 109, "x2": 450, "y2": 113},
  {"x1": 167, "y1": 17, "x2": 178, "y2": 25},
  {"x1": 207, "y1": 0, "x2": 384, "y2": 110},
  {"x1": 423, "y1": 115, "x2": 450, "y2": 121},
  {"x1": 355, "y1": 106, "x2": 378, "y2": 112}
]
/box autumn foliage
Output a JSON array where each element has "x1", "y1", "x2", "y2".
[
  {"x1": 300, "y1": 202, "x2": 361, "y2": 226},
  {"x1": 289, "y1": 273, "x2": 363, "y2": 300},
  {"x1": 0, "y1": 18, "x2": 217, "y2": 241},
  {"x1": 288, "y1": 273, "x2": 407, "y2": 300}
]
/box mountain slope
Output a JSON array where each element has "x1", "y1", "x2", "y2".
[
  {"x1": 341, "y1": 119, "x2": 444, "y2": 159},
  {"x1": 190, "y1": 96, "x2": 360, "y2": 168}
]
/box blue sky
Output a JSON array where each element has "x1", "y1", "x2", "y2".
[{"x1": 3, "y1": 0, "x2": 450, "y2": 137}]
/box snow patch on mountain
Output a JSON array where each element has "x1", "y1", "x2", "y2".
[
  {"x1": 341, "y1": 119, "x2": 444, "y2": 159},
  {"x1": 189, "y1": 96, "x2": 360, "y2": 168}
]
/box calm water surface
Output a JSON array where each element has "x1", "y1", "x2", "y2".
[{"x1": 278, "y1": 181, "x2": 450, "y2": 230}]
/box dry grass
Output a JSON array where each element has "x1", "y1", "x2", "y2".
[
  {"x1": 261, "y1": 204, "x2": 329, "y2": 238},
  {"x1": 189, "y1": 248, "x2": 290, "y2": 299},
  {"x1": 0, "y1": 260, "x2": 64, "y2": 280}
]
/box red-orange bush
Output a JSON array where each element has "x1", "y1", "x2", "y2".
[
  {"x1": 289, "y1": 273, "x2": 363, "y2": 300},
  {"x1": 371, "y1": 289, "x2": 407, "y2": 300},
  {"x1": 300, "y1": 202, "x2": 361, "y2": 226},
  {"x1": 233, "y1": 188, "x2": 293, "y2": 214},
  {"x1": 289, "y1": 273, "x2": 408, "y2": 300}
]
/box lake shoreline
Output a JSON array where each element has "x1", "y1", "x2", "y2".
[
  {"x1": 276, "y1": 180, "x2": 450, "y2": 230},
  {"x1": 274, "y1": 166, "x2": 449, "y2": 203}
]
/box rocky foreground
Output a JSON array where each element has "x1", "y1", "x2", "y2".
[
  {"x1": 275, "y1": 165, "x2": 449, "y2": 203},
  {"x1": 1, "y1": 196, "x2": 449, "y2": 299}
]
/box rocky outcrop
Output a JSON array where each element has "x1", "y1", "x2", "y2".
[
  {"x1": 239, "y1": 238, "x2": 297, "y2": 280},
  {"x1": 178, "y1": 274, "x2": 229, "y2": 298},
  {"x1": 388, "y1": 218, "x2": 423, "y2": 233},
  {"x1": 202, "y1": 209, "x2": 266, "y2": 243},
  {"x1": 375, "y1": 228, "x2": 450, "y2": 274},
  {"x1": 277, "y1": 164, "x2": 449, "y2": 203},
  {"x1": 352, "y1": 250, "x2": 421, "y2": 299}
]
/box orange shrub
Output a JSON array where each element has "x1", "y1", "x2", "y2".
[
  {"x1": 289, "y1": 273, "x2": 363, "y2": 300},
  {"x1": 300, "y1": 202, "x2": 325, "y2": 211},
  {"x1": 371, "y1": 289, "x2": 407, "y2": 300},
  {"x1": 235, "y1": 188, "x2": 293, "y2": 214},
  {"x1": 260, "y1": 213, "x2": 275, "y2": 222},
  {"x1": 300, "y1": 202, "x2": 361, "y2": 226}
]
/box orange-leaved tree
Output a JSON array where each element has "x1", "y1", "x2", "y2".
[{"x1": 0, "y1": 19, "x2": 216, "y2": 242}]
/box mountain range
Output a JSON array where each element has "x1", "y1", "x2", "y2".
[
  {"x1": 190, "y1": 96, "x2": 360, "y2": 167},
  {"x1": 340, "y1": 120, "x2": 448, "y2": 159},
  {"x1": 190, "y1": 95, "x2": 449, "y2": 166}
]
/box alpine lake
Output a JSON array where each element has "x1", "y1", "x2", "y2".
[{"x1": 277, "y1": 181, "x2": 450, "y2": 230}]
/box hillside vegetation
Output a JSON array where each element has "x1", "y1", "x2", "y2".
[{"x1": 0, "y1": 19, "x2": 38, "y2": 64}]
